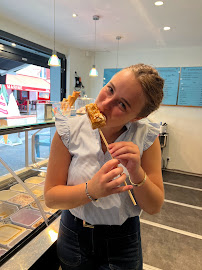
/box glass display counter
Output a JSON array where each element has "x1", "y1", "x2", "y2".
[
  {"x1": 0, "y1": 116, "x2": 61, "y2": 268},
  {"x1": 0, "y1": 115, "x2": 55, "y2": 134}
]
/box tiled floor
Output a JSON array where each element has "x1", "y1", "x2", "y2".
[{"x1": 141, "y1": 171, "x2": 202, "y2": 270}]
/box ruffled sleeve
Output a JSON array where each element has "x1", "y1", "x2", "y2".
[
  {"x1": 55, "y1": 113, "x2": 70, "y2": 149},
  {"x1": 143, "y1": 121, "x2": 160, "y2": 151}
]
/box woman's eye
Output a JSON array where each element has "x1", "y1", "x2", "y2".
[
  {"x1": 108, "y1": 86, "x2": 114, "y2": 94},
  {"x1": 119, "y1": 102, "x2": 126, "y2": 111}
]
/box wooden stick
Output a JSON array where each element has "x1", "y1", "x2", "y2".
[{"x1": 99, "y1": 129, "x2": 136, "y2": 206}]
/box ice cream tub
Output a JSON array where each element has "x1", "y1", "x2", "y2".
[
  {"x1": 7, "y1": 193, "x2": 34, "y2": 207},
  {"x1": 10, "y1": 208, "x2": 42, "y2": 229},
  {"x1": 8, "y1": 229, "x2": 32, "y2": 248},
  {"x1": 32, "y1": 214, "x2": 50, "y2": 229},
  {"x1": 10, "y1": 183, "x2": 35, "y2": 193},
  {"x1": 0, "y1": 202, "x2": 19, "y2": 220},
  {"x1": 30, "y1": 185, "x2": 44, "y2": 198},
  {"x1": 25, "y1": 177, "x2": 45, "y2": 185},
  {"x1": 0, "y1": 223, "x2": 26, "y2": 249},
  {"x1": 0, "y1": 190, "x2": 19, "y2": 201},
  {"x1": 30, "y1": 199, "x2": 51, "y2": 213},
  {"x1": 0, "y1": 248, "x2": 8, "y2": 257}
]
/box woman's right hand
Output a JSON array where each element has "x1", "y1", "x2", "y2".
[{"x1": 87, "y1": 159, "x2": 133, "y2": 200}]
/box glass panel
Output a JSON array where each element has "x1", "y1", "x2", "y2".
[
  {"x1": 0, "y1": 117, "x2": 55, "y2": 130},
  {"x1": 30, "y1": 126, "x2": 55, "y2": 164},
  {"x1": 0, "y1": 131, "x2": 26, "y2": 177},
  {"x1": 0, "y1": 126, "x2": 55, "y2": 178}
]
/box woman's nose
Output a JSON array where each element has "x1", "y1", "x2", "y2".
[{"x1": 102, "y1": 97, "x2": 113, "y2": 110}]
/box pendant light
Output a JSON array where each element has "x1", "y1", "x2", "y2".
[
  {"x1": 89, "y1": 15, "x2": 99, "y2": 77},
  {"x1": 116, "y1": 36, "x2": 121, "y2": 70},
  {"x1": 48, "y1": 0, "x2": 61, "y2": 66}
]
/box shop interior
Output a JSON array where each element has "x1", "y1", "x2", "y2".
[{"x1": 0, "y1": 0, "x2": 202, "y2": 269}]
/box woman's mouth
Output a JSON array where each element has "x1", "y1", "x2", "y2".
[
  {"x1": 95, "y1": 103, "x2": 107, "y2": 121},
  {"x1": 100, "y1": 111, "x2": 107, "y2": 121}
]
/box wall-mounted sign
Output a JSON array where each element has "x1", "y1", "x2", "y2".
[
  {"x1": 103, "y1": 68, "x2": 122, "y2": 86},
  {"x1": 156, "y1": 67, "x2": 180, "y2": 105},
  {"x1": 178, "y1": 67, "x2": 202, "y2": 106}
]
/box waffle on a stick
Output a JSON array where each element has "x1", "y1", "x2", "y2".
[{"x1": 85, "y1": 103, "x2": 106, "y2": 129}]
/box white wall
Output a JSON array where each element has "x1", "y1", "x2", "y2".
[
  {"x1": 66, "y1": 48, "x2": 92, "y2": 97},
  {"x1": 89, "y1": 47, "x2": 202, "y2": 175},
  {"x1": 149, "y1": 106, "x2": 202, "y2": 174}
]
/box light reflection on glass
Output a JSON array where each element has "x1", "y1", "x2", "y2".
[{"x1": 48, "y1": 229, "x2": 58, "y2": 242}]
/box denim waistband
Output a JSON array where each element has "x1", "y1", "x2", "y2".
[{"x1": 61, "y1": 210, "x2": 140, "y2": 237}]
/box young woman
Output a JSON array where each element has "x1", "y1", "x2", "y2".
[{"x1": 45, "y1": 64, "x2": 165, "y2": 270}]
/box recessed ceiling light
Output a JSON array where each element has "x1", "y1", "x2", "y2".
[
  {"x1": 11, "y1": 43, "x2": 16, "y2": 47},
  {"x1": 72, "y1": 13, "x2": 78, "y2": 17},
  {"x1": 155, "y1": 1, "x2": 164, "y2": 6},
  {"x1": 163, "y1": 26, "x2": 171, "y2": 31}
]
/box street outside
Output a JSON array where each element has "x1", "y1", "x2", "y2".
[{"x1": 0, "y1": 128, "x2": 51, "y2": 178}]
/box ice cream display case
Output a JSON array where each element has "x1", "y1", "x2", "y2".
[{"x1": 0, "y1": 117, "x2": 61, "y2": 269}]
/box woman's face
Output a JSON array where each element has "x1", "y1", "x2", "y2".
[{"x1": 95, "y1": 69, "x2": 146, "y2": 129}]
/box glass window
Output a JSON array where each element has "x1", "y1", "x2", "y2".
[{"x1": 0, "y1": 127, "x2": 55, "y2": 178}]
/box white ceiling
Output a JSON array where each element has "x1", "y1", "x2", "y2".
[{"x1": 0, "y1": 0, "x2": 202, "y2": 52}]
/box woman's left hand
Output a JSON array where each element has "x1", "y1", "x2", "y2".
[{"x1": 108, "y1": 141, "x2": 141, "y2": 177}]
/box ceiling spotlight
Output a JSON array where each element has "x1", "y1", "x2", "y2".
[
  {"x1": 163, "y1": 26, "x2": 171, "y2": 31},
  {"x1": 72, "y1": 13, "x2": 78, "y2": 17},
  {"x1": 155, "y1": 1, "x2": 164, "y2": 6},
  {"x1": 11, "y1": 43, "x2": 16, "y2": 47}
]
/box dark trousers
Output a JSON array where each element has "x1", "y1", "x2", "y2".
[{"x1": 57, "y1": 210, "x2": 143, "y2": 270}]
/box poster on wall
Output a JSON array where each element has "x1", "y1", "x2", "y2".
[
  {"x1": 103, "y1": 68, "x2": 122, "y2": 86},
  {"x1": 156, "y1": 67, "x2": 180, "y2": 105},
  {"x1": 177, "y1": 67, "x2": 202, "y2": 106}
]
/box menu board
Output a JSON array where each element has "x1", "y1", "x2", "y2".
[
  {"x1": 177, "y1": 67, "x2": 202, "y2": 106},
  {"x1": 103, "y1": 68, "x2": 122, "y2": 86},
  {"x1": 156, "y1": 67, "x2": 180, "y2": 105}
]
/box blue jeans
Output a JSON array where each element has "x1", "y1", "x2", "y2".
[{"x1": 57, "y1": 210, "x2": 143, "y2": 270}]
